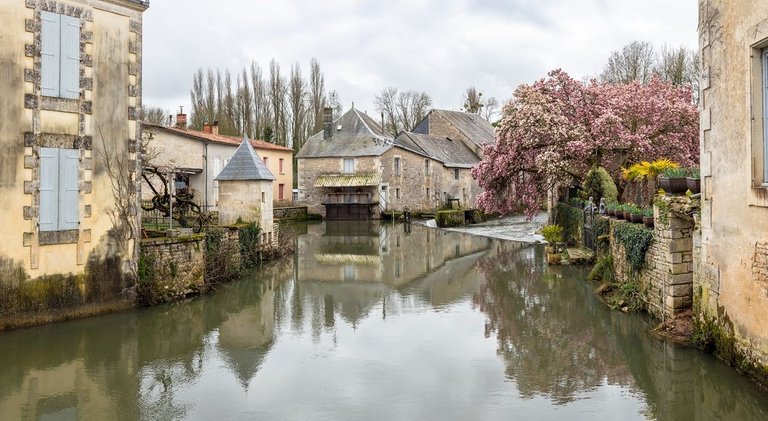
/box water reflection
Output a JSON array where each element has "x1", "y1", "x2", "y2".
[{"x1": 0, "y1": 221, "x2": 767, "y2": 420}]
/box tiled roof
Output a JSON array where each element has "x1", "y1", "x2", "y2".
[
  {"x1": 314, "y1": 173, "x2": 381, "y2": 187},
  {"x1": 142, "y1": 123, "x2": 293, "y2": 152},
  {"x1": 395, "y1": 132, "x2": 480, "y2": 168},
  {"x1": 215, "y1": 138, "x2": 275, "y2": 181},
  {"x1": 296, "y1": 108, "x2": 393, "y2": 158},
  {"x1": 414, "y1": 109, "x2": 495, "y2": 149}
]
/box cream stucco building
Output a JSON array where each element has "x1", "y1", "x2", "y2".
[
  {"x1": 0, "y1": 0, "x2": 148, "y2": 326},
  {"x1": 143, "y1": 117, "x2": 294, "y2": 209},
  {"x1": 696, "y1": 0, "x2": 768, "y2": 368}
]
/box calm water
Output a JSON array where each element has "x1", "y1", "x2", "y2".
[{"x1": 1, "y1": 221, "x2": 767, "y2": 420}]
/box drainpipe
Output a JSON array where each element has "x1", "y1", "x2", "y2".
[{"x1": 204, "y1": 142, "x2": 209, "y2": 209}]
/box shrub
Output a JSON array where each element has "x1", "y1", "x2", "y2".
[
  {"x1": 540, "y1": 224, "x2": 563, "y2": 245},
  {"x1": 588, "y1": 255, "x2": 614, "y2": 282},
  {"x1": 555, "y1": 203, "x2": 583, "y2": 245},
  {"x1": 613, "y1": 222, "x2": 654, "y2": 273},
  {"x1": 581, "y1": 166, "x2": 618, "y2": 203},
  {"x1": 435, "y1": 210, "x2": 464, "y2": 227},
  {"x1": 661, "y1": 167, "x2": 687, "y2": 178}
]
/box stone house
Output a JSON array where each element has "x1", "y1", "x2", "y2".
[
  {"x1": 216, "y1": 138, "x2": 275, "y2": 244},
  {"x1": 695, "y1": 0, "x2": 768, "y2": 369},
  {"x1": 142, "y1": 115, "x2": 293, "y2": 209},
  {"x1": 0, "y1": 0, "x2": 149, "y2": 325},
  {"x1": 296, "y1": 107, "x2": 493, "y2": 219}
]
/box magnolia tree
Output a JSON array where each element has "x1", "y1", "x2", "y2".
[{"x1": 472, "y1": 69, "x2": 698, "y2": 218}]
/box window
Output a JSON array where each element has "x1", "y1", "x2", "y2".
[
  {"x1": 426, "y1": 187, "x2": 430, "y2": 198},
  {"x1": 261, "y1": 191, "x2": 265, "y2": 203},
  {"x1": 454, "y1": 168, "x2": 460, "y2": 180},
  {"x1": 279, "y1": 158, "x2": 284, "y2": 174},
  {"x1": 41, "y1": 12, "x2": 80, "y2": 99},
  {"x1": 394, "y1": 157, "x2": 401, "y2": 176},
  {"x1": 343, "y1": 265, "x2": 356, "y2": 281},
  {"x1": 343, "y1": 158, "x2": 354, "y2": 174},
  {"x1": 279, "y1": 184, "x2": 285, "y2": 200},
  {"x1": 39, "y1": 148, "x2": 79, "y2": 232},
  {"x1": 424, "y1": 159, "x2": 430, "y2": 176},
  {"x1": 262, "y1": 233, "x2": 267, "y2": 244},
  {"x1": 396, "y1": 188, "x2": 400, "y2": 199},
  {"x1": 263, "y1": 157, "x2": 268, "y2": 166},
  {"x1": 268, "y1": 232, "x2": 272, "y2": 243}
]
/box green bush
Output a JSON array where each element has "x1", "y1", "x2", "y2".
[
  {"x1": 435, "y1": 210, "x2": 465, "y2": 227},
  {"x1": 613, "y1": 222, "x2": 654, "y2": 273},
  {"x1": 588, "y1": 255, "x2": 614, "y2": 282},
  {"x1": 555, "y1": 203, "x2": 582, "y2": 245},
  {"x1": 238, "y1": 222, "x2": 262, "y2": 268},
  {"x1": 540, "y1": 224, "x2": 563, "y2": 245},
  {"x1": 581, "y1": 166, "x2": 618, "y2": 203}
]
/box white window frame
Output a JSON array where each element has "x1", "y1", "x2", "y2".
[{"x1": 343, "y1": 158, "x2": 354, "y2": 174}]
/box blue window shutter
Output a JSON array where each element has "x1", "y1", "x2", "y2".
[
  {"x1": 39, "y1": 148, "x2": 60, "y2": 231},
  {"x1": 60, "y1": 15, "x2": 81, "y2": 100},
  {"x1": 59, "y1": 149, "x2": 80, "y2": 230},
  {"x1": 40, "y1": 11, "x2": 61, "y2": 98}
]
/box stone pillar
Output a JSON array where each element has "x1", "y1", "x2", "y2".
[{"x1": 655, "y1": 196, "x2": 698, "y2": 319}]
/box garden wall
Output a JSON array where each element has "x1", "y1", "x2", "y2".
[
  {"x1": 274, "y1": 206, "x2": 309, "y2": 220},
  {"x1": 609, "y1": 196, "x2": 697, "y2": 320},
  {"x1": 138, "y1": 235, "x2": 207, "y2": 305}
]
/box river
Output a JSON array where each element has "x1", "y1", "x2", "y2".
[{"x1": 1, "y1": 221, "x2": 766, "y2": 420}]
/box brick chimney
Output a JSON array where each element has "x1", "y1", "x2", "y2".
[
  {"x1": 212, "y1": 120, "x2": 220, "y2": 135},
  {"x1": 202, "y1": 123, "x2": 212, "y2": 134},
  {"x1": 323, "y1": 107, "x2": 333, "y2": 140},
  {"x1": 175, "y1": 107, "x2": 187, "y2": 129}
]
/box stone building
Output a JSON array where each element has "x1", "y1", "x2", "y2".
[
  {"x1": 216, "y1": 138, "x2": 275, "y2": 244},
  {"x1": 0, "y1": 0, "x2": 149, "y2": 326},
  {"x1": 695, "y1": 0, "x2": 768, "y2": 369},
  {"x1": 296, "y1": 107, "x2": 493, "y2": 219},
  {"x1": 143, "y1": 116, "x2": 293, "y2": 208}
]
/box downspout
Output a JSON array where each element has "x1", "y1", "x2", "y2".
[{"x1": 204, "y1": 141, "x2": 209, "y2": 209}]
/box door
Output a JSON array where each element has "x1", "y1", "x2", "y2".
[{"x1": 380, "y1": 185, "x2": 388, "y2": 211}]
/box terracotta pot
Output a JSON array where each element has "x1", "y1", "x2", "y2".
[
  {"x1": 547, "y1": 253, "x2": 561, "y2": 265},
  {"x1": 660, "y1": 177, "x2": 687, "y2": 194},
  {"x1": 606, "y1": 209, "x2": 614, "y2": 217},
  {"x1": 623, "y1": 211, "x2": 631, "y2": 220},
  {"x1": 658, "y1": 177, "x2": 670, "y2": 192},
  {"x1": 630, "y1": 213, "x2": 643, "y2": 223},
  {"x1": 643, "y1": 216, "x2": 655, "y2": 228},
  {"x1": 687, "y1": 177, "x2": 700, "y2": 194}
]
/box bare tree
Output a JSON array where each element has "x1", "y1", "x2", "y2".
[
  {"x1": 141, "y1": 106, "x2": 170, "y2": 126},
  {"x1": 288, "y1": 63, "x2": 307, "y2": 151},
  {"x1": 235, "y1": 68, "x2": 253, "y2": 137},
  {"x1": 328, "y1": 90, "x2": 342, "y2": 120},
  {"x1": 601, "y1": 41, "x2": 656, "y2": 84},
  {"x1": 308, "y1": 58, "x2": 326, "y2": 135},
  {"x1": 374, "y1": 87, "x2": 432, "y2": 136},
  {"x1": 482, "y1": 96, "x2": 499, "y2": 122},
  {"x1": 269, "y1": 60, "x2": 287, "y2": 146},
  {"x1": 462, "y1": 87, "x2": 484, "y2": 114},
  {"x1": 250, "y1": 61, "x2": 271, "y2": 140},
  {"x1": 374, "y1": 87, "x2": 399, "y2": 136}
]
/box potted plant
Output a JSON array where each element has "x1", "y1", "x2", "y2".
[
  {"x1": 687, "y1": 167, "x2": 700, "y2": 194},
  {"x1": 622, "y1": 204, "x2": 632, "y2": 221},
  {"x1": 541, "y1": 224, "x2": 563, "y2": 264},
  {"x1": 659, "y1": 167, "x2": 688, "y2": 195},
  {"x1": 642, "y1": 207, "x2": 654, "y2": 228},
  {"x1": 630, "y1": 205, "x2": 644, "y2": 223}
]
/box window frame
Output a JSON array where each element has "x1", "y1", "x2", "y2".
[
  {"x1": 40, "y1": 11, "x2": 81, "y2": 100},
  {"x1": 454, "y1": 168, "x2": 460, "y2": 180},
  {"x1": 424, "y1": 159, "x2": 430, "y2": 176},
  {"x1": 343, "y1": 157, "x2": 354, "y2": 174},
  {"x1": 394, "y1": 156, "x2": 401, "y2": 177},
  {"x1": 39, "y1": 147, "x2": 80, "y2": 232},
  {"x1": 279, "y1": 158, "x2": 284, "y2": 174}
]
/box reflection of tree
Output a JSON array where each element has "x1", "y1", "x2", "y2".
[{"x1": 475, "y1": 245, "x2": 634, "y2": 404}]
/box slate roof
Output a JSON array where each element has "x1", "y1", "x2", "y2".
[
  {"x1": 413, "y1": 109, "x2": 495, "y2": 149},
  {"x1": 215, "y1": 138, "x2": 275, "y2": 181},
  {"x1": 395, "y1": 132, "x2": 480, "y2": 168},
  {"x1": 295, "y1": 108, "x2": 394, "y2": 158},
  {"x1": 142, "y1": 123, "x2": 292, "y2": 152}
]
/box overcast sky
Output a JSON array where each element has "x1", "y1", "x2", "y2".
[{"x1": 142, "y1": 0, "x2": 698, "y2": 119}]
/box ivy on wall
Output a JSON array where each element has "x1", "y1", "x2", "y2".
[
  {"x1": 555, "y1": 203, "x2": 583, "y2": 245},
  {"x1": 613, "y1": 222, "x2": 654, "y2": 273}
]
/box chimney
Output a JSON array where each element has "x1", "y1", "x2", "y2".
[
  {"x1": 323, "y1": 107, "x2": 333, "y2": 140},
  {"x1": 175, "y1": 107, "x2": 187, "y2": 129},
  {"x1": 212, "y1": 120, "x2": 220, "y2": 135},
  {"x1": 202, "y1": 123, "x2": 212, "y2": 134}
]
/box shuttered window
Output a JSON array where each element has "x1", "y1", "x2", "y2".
[
  {"x1": 41, "y1": 11, "x2": 80, "y2": 99},
  {"x1": 39, "y1": 148, "x2": 79, "y2": 232}
]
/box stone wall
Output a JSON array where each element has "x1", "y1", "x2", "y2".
[
  {"x1": 274, "y1": 206, "x2": 309, "y2": 220},
  {"x1": 610, "y1": 197, "x2": 697, "y2": 320},
  {"x1": 139, "y1": 235, "x2": 206, "y2": 304}
]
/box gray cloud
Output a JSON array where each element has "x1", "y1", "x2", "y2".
[{"x1": 142, "y1": 0, "x2": 698, "y2": 118}]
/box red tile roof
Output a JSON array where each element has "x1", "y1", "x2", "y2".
[{"x1": 143, "y1": 124, "x2": 293, "y2": 153}]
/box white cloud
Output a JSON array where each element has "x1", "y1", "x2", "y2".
[{"x1": 142, "y1": 0, "x2": 698, "y2": 118}]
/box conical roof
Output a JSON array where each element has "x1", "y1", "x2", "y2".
[{"x1": 215, "y1": 137, "x2": 275, "y2": 181}]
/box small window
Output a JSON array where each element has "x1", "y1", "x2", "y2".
[
  {"x1": 343, "y1": 158, "x2": 354, "y2": 174},
  {"x1": 426, "y1": 187, "x2": 430, "y2": 198},
  {"x1": 261, "y1": 191, "x2": 265, "y2": 203},
  {"x1": 262, "y1": 233, "x2": 267, "y2": 244},
  {"x1": 454, "y1": 168, "x2": 460, "y2": 180},
  {"x1": 41, "y1": 12, "x2": 80, "y2": 99},
  {"x1": 343, "y1": 265, "x2": 355, "y2": 281},
  {"x1": 268, "y1": 232, "x2": 272, "y2": 243},
  {"x1": 279, "y1": 158, "x2": 284, "y2": 174},
  {"x1": 396, "y1": 188, "x2": 400, "y2": 199},
  {"x1": 424, "y1": 159, "x2": 430, "y2": 176},
  {"x1": 279, "y1": 184, "x2": 285, "y2": 200},
  {"x1": 39, "y1": 148, "x2": 79, "y2": 231},
  {"x1": 263, "y1": 157, "x2": 268, "y2": 166},
  {"x1": 394, "y1": 157, "x2": 401, "y2": 176}
]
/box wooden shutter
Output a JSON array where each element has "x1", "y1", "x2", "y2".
[
  {"x1": 58, "y1": 149, "x2": 80, "y2": 230},
  {"x1": 60, "y1": 15, "x2": 81, "y2": 99},
  {"x1": 39, "y1": 148, "x2": 60, "y2": 231},
  {"x1": 40, "y1": 11, "x2": 61, "y2": 98}
]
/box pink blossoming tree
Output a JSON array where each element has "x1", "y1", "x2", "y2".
[{"x1": 472, "y1": 69, "x2": 699, "y2": 218}]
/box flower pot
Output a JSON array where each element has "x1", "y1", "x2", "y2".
[
  {"x1": 660, "y1": 176, "x2": 687, "y2": 194},
  {"x1": 623, "y1": 211, "x2": 631, "y2": 220},
  {"x1": 643, "y1": 216, "x2": 655, "y2": 228},
  {"x1": 547, "y1": 253, "x2": 562, "y2": 265},
  {"x1": 545, "y1": 245, "x2": 555, "y2": 254},
  {"x1": 606, "y1": 209, "x2": 614, "y2": 217},
  {"x1": 687, "y1": 177, "x2": 700, "y2": 194},
  {"x1": 630, "y1": 213, "x2": 643, "y2": 223}
]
